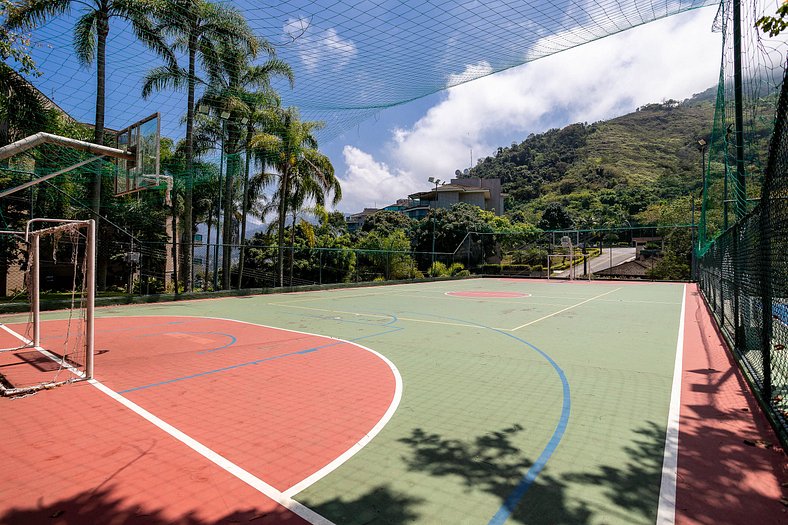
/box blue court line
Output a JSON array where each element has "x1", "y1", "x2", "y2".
[
  {"x1": 118, "y1": 321, "x2": 403, "y2": 394},
  {"x1": 118, "y1": 342, "x2": 337, "y2": 394},
  {"x1": 488, "y1": 330, "x2": 570, "y2": 525},
  {"x1": 403, "y1": 311, "x2": 570, "y2": 525}
]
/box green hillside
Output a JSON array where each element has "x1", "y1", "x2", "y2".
[{"x1": 468, "y1": 87, "x2": 718, "y2": 228}]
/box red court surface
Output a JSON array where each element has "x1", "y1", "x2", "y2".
[
  {"x1": 1, "y1": 316, "x2": 398, "y2": 524},
  {"x1": 675, "y1": 286, "x2": 788, "y2": 524}
]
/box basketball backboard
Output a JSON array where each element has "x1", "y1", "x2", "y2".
[{"x1": 114, "y1": 113, "x2": 166, "y2": 197}]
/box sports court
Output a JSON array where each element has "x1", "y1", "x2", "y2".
[{"x1": 1, "y1": 278, "x2": 784, "y2": 524}]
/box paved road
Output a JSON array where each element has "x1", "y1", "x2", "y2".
[{"x1": 552, "y1": 247, "x2": 636, "y2": 278}]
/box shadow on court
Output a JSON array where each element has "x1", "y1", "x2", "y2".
[
  {"x1": 0, "y1": 485, "x2": 422, "y2": 525},
  {"x1": 0, "y1": 486, "x2": 300, "y2": 524},
  {"x1": 2, "y1": 417, "x2": 783, "y2": 524}
]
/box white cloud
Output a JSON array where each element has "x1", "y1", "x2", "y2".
[
  {"x1": 338, "y1": 146, "x2": 421, "y2": 212},
  {"x1": 446, "y1": 61, "x2": 494, "y2": 88},
  {"x1": 335, "y1": 8, "x2": 723, "y2": 212},
  {"x1": 284, "y1": 18, "x2": 357, "y2": 72}
]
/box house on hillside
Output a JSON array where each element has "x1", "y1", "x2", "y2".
[
  {"x1": 405, "y1": 177, "x2": 505, "y2": 218},
  {"x1": 345, "y1": 207, "x2": 381, "y2": 232}
]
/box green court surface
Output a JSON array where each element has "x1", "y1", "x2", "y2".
[{"x1": 14, "y1": 278, "x2": 686, "y2": 524}]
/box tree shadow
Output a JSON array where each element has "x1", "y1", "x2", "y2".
[
  {"x1": 0, "y1": 484, "x2": 422, "y2": 525},
  {"x1": 563, "y1": 421, "x2": 665, "y2": 521},
  {"x1": 398, "y1": 425, "x2": 592, "y2": 524},
  {"x1": 310, "y1": 484, "x2": 423, "y2": 525}
]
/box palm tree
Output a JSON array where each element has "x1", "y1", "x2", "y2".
[
  {"x1": 142, "y1": 0, "x2": 256, "y2": 291},
  {"x1": 197, "y1": 38, "x2": 293, "y2": 289},
  {"x1": 7, "y1": 0, "x2": 169, "y2": 214},
  {"x1": 237, "y1": 91, "x2": 285, "y2": 289},
  {"x1": 285, "y1": 158, "x2": 341, "y2": 282},
  {"x1": 8, "y1": 0, "x2": 169, "y2": 290},
  {"x1": 250, "y1": 108, "x2": 339, "y2": 287}
]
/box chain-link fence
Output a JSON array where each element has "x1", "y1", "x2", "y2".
[
  {"x1": 2, "y1": 222, "x2": 698, "y2": 307},
  {"x1": 698, "y1": 66, "x2": 788, "y2": 442}
]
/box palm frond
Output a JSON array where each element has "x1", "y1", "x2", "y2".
[
  {"x1": 72, "y1": 11, "x2": 97, "y2": 66},
  {"x1": 142, "y1": 65, "x2": 187, "y2": 98},
  {"x1": 5, "y1": 0, "x2": 72, "y2": 30}
]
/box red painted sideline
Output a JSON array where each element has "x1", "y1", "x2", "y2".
[{"x1": 676, "y1": 285, "x2": 788, "y2": 524}]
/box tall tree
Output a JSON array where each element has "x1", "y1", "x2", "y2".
[
  {"x1": 197, "y1": 37, "x2": 292, "y2": 288},
  {"x1": 250, "y1": 108, "x2": 339, "y2": 287},
  {"x1": 142, "y1": 0, "x2": 256, "y2": 291},
  {"x1": 7, "y1": 0, "x2": 168, "y2": 212}
]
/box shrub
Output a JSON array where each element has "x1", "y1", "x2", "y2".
[
  {"x1": 456, "y1": 269, "x2": 471, "y2": 277},
  {"x1": 429, "y1": 261, "x2": 450, "y2": 277},
  {"x1": 448, "y1": 262, "x2": 465, "y2": 276}
]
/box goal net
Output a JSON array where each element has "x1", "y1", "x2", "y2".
[{"x1": 0, "y1": 219, "x2": 95, "y2": 396}]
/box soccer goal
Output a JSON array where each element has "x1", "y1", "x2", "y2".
[{"x1": 0, "y1": 219, "x2": 95, "y2": 396}]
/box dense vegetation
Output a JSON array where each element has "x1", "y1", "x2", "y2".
[{"x1": 470, "y1": 89, "x2": 718, "y2": 230}]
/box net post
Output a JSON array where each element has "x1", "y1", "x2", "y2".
[
  {"x1": 85, "y1": 219, "x2": 96, "y2": 379},
  {"x1": 32, "y1": 234, "x2": 40, "y2": 347}
]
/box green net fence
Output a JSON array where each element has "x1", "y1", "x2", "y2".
[
  {"x1": 698, "y1": 63, "x2": 788, "y2": 442},
  {"x1": 698, "y1": 0, "x2": 787, "y2": 248}
]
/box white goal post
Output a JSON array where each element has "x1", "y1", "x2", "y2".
[{"x1": 0, "y1": 219, "x2": 95, "y2": 396}]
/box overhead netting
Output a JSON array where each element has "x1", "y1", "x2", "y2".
[{"x1": 3, "y1": 0, "x2": 718, "y2": 144}]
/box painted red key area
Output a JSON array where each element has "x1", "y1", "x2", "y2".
[
  {"x1": 1, "y1": 316, "x2": 398, "y2": 522},
  {"x1": 1, "y1": 381, "x2": 309, "y2": 524}
]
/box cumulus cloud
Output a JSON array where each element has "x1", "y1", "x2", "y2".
[
  {"x1": 284, "y1": 18, "x2": 357, "y2": 72},
  {"x1": 339, "y1": 146, "x2": 421, "y2": 211},
  {"x1": 335, "y1": 9, "x2": 722, "y2": 213}
]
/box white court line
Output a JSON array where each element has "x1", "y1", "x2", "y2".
[
  {"x1": 656, "y1": 283, "x2": 687, "y2": 525},
  {"x1": 90, "y1": 378, "x2": 335, "y2": 525},
  {"x1": 510, "y1": 287, "x2": 622, "y2": 331}
]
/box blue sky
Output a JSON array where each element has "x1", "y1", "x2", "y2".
[
  {"x1": 12, "y1": 2, "x2": 724, "y2": 215},
  {"x1": 323, "y1": 6, "x2": 724, "y2": 213}
]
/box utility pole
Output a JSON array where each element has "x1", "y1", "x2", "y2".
[{"x1": 733, "y1": 0, "x2": 747, "y2": 219}]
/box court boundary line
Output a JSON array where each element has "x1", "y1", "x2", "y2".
[{"x1": 655, "y1": 283, "x2": 686, "y2": 525}]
